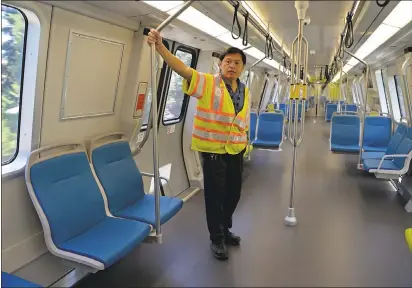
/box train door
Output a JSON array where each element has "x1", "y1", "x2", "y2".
[{"x1": 157, "y1": 42, "x2": 199, "y2": 196}]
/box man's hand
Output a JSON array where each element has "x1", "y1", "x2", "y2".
[{"x1": 147, "y1": 28, "x2": 163, "y2": 46}]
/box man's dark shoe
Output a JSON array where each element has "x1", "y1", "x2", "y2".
[
  {"x1": 225, "y1": 231, "x2": 241, "y2": 245},
  {"x1": 210, "y1": 241, "x2": 228, "y2": 260}
]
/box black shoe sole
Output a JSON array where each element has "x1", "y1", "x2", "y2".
[{"x1": 212, "y1": 251, "x2": 229, "y2": 260}]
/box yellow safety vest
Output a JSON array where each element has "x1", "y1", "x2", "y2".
[{"x1": 182, "y1": 69, "x2": 249, "y2": 155}]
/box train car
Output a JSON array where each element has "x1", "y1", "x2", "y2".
[{"x1": 1, "y1": 0, "x2": 411, "y2": 287}]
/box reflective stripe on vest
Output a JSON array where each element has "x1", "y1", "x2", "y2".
[
  {"x1": 192, "y1": 128, "x2": 247, "y2": 144},
  {"x1": 196, "y1": 110, "x2": 234, "y2": 124}
]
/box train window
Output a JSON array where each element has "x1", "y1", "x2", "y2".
[
  {"x1": 387, "y1": 76, "x2": 401, "y2": 122},
  {"x1": 239, "y1": 69, "x2": 249, "y2": 84},
  {"x1": 375, "y1": 70, "x2": 389, "y2": 113},
  {"x1": 141, "y1": 41, "x2": 170, "y2": 130},
  {"x1": 162, "y1": 48, "x2": 195, "y2": 124},
  {"x1": 1, "y1": 5, "x2": 27, "y2": 165},
  {"x1": 394, "y1": 75, "x2": 407, "y2": 118}
]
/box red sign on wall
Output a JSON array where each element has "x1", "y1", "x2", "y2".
[{"x1": 134, "y1": 82, "x2": 147, "y2": 118}]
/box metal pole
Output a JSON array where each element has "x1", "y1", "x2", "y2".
[
  {"x1": 150, "y1": 0, "x2": 195, "y2": 242},
  {"x1": 338, "y1": 59, "x2": 343, "y2": 112},
  {"x1": 246, "y1": 56, "x2": 266, "y2": 161},
  {"x1": 285, "y1": 0, "x2": 309, "y2": 227},
  {"x1": 343, "y1": 49, "x2": 369, "y2": 169},
  {"x1": 297, "y1": 36, "x2": 308, "y2": 145}
]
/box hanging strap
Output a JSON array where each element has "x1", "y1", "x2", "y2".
[
  {"x1": 242, "y1": 11, "x2": 249, "y2": 46},
  {"x1": 231, "y1": 2, "x2": 242, "y2": 40}
]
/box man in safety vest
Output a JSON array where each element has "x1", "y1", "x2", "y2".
[{"x1": 148, "y1": 29, "x2": 249, "y2": 260}]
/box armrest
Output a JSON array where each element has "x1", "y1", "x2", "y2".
[
  {"x1": 377, "y1": 154, "x2": 410, "y2": 170},
  {"x1": 141, "y1": 172, "x2": 172, "y2": 195}
]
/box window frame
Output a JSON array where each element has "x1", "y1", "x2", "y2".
[
  {"x1": 375, "y1": 69, "x2": 389, "y2": 114},
  {"x1": 2, "y1": 2, "x2": 44, "y2": 179},
  {"x1": 387, "y1": 76, "x2": 401, "y2": 122},
  {"x1": 1, "y1": 4, "x2": 29, "y2": 166},
  {"x1": 139, "y1": 40, "x2": 170, "y2": 131},
  {"x1": 161, "y1": 45, "x2": 197, "y2": 126},
  {"x1": 394, "y1": 75, "x2": 407, "y2": 118}
]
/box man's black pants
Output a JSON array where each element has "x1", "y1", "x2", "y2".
[{"x1": 202, "y1": 151, "x2": 244, "y2": 243}]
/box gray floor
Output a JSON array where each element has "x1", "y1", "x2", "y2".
[{"x1": 75, "y1": 120, "x2": 412, "y2": 287}]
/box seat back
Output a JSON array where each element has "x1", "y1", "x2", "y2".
[
  {"x1": 363, "y1": 116, "x2": 392, "y2": 150},
  {"x1": 249, "y1": 112, "x2": 258, "y2": 141},
  {"x1": 278, "y1": 103, "x2": 288, "y2": 118},
  {"x1": 344, "y1": 104, "x2": 357, "y2": 112},
  {"x1": 91, "y1": 140, "x2": 145, "y2": 214},
  {"x1": 386, "y1": 123, "x2": 407, "y2": 154},
  {"x1": 326, "y1": 104, "x2": 338, "y2": 121},
  {"x1": 393, "y1": 127, "x2": 412, "y2": 168},
  {"x1": 26, "y1": 144, "x2": 106, "y2": 246},
  {"x1": 256, "y1": 112, "x2": 284, "y2": 143},
  {"x1": 330, "y1": 115, "x2": 360, "y2": 147}
]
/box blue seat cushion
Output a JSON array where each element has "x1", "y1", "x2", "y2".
[
  {"x1": 1, "y1": 272, "x2": 41, "y2": 287},
  {"x1": 252, "y1": 139, "x2": 281, "y2": 147},
  {"x1": 363, "y1": 159, "x2": 401, "y2": 171},
  {"x1": 30, "y1": 152, "x2": 107, "y2": 246},
  {"x1": 361, "y1": 151, "x2": 386, "y2": 160},
  {"x1": 59, "y1": 217, "x2": 150, "y2": 268},
  {"x1": 92, "y1": 141, "x2": 183, "y2": 224},
  {"x1": 115, "y1": 194, "x2": 183, "y2": 226},
  {"x1": 331, "y1": 144, "x2": 360, "y2": 152},
  {"x1": 363, "y1": 145, "x2": 387, "y2": 152}
]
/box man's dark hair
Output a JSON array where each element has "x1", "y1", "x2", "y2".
[{"x1": 219, "y1": 47, "x2": 247, "y2": 65}]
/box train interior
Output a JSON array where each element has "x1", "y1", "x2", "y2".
[{"x1": 1, "y1": 0, "x2": 412, "y2": 287}]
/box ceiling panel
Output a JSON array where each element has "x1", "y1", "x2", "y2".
[{"x1": 244, "y1": 1, "x2": 353, "y2": 67}]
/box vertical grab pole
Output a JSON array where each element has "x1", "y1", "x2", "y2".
[
  {"x1": 342, "y1": 70, "x2": 349, "y2": 110},
  {"x1": 149, "y1": 0, "x2": 195, "y2": 243},
  {"x1": 338, "y1": 59, "x2": 343, "y2": 112},
  {"x1": 297, "y1": 36, "x2": 308, "y2": 145},
  {"x1": 343, "y1": 49, "x2": 369, "y2": 170},
  {"x1": 285, "y1": 0, "x2": 309, "y2": 227},
  {"x1": 246, "y1": 56, "x2": 267, "y2": 161},
  {"x1": 288, "y1": 36, "x2": 298, "y2": 141}
]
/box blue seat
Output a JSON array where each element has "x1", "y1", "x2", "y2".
[
  {"x1": 91, "y1": 141, "x2": 183, "y2": 226},
  {"x1": 343, "y1": 104, "x2": 357, "y2": 112},
  {"x1": 362, "y1": 127, "x2": 412, "y2": 172},
  {"x1": 362, "y1": 123, "x2": 407, "y2": 160},
  {"x1": 249, "y1": 112, "x2": 258, "y2": 141},
  {"x1": 330, "y1": 114, "x2": 360, "y2": 152},
  {"x1": 2, "y1": 272, "x2": 41, "y2": 287},
  {"x1": 363, "y1": 116, "x2": 392, "y2": 152},
  {"x1": 252, "y1": 112, "x2": 284, "y2": 148},
  {"x1": 278, "y1": 103, "x2": 288, "y2": 118},
  {"x1": 27, "y1": 145, "x2": 151, "y2": 270},
  {"x1": 325, "y1": 104, "x2": 338, "y2": 122}
]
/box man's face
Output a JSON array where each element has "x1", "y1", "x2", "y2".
[{"x1": 219, "y1": 53, "x2": 244, "y2": 81}]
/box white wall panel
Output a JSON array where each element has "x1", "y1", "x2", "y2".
[{"x1": 40, "y1": 7, "x2": 133, "y2": 145}]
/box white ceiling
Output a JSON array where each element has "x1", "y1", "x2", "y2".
[{"x1": 244, "y1": 1, "x2": 353, "y2": 68}]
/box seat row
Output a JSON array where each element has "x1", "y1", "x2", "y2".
[
  {"x1": 24, "y1": 133, "x2": 183, "y2": 272},
  {"x1": 361, "y1": 123, "x2": 412, "y2": 179},
  {"x1": 330, "y1": 114, "x2": 392, "y2": 153},
  {"x1": 325, "y1": 103, "x2": 357, "y2": 122}
]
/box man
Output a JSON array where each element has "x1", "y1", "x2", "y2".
[{"x1": 148, "y1": 29, "x2": 249, "y2": 260}]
